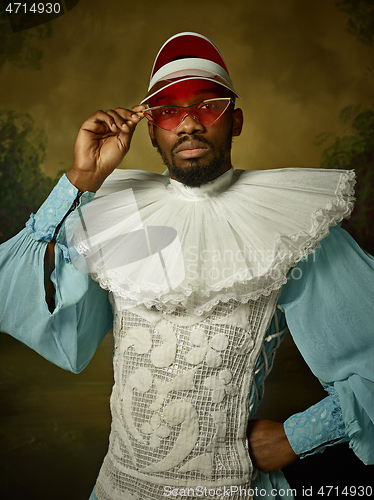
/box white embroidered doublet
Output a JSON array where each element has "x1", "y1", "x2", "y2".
[
  {"x1": 72, "y1": 166, "x2": 356, "y2": 499},
  {"x1": 95, "y1": 291, "x2": 279, "y2": 500}
]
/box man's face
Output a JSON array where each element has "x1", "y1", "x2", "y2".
[{"x1": 148, "y1": 81, "x2": 243, "y2": 187}]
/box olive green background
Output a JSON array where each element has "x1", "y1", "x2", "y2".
[
  {"x1": 1, "y1": 1, "x2": 373, "y2": 499},
  {"x1": 2, "y1": 0, "x2": 373, "y2": 177}
]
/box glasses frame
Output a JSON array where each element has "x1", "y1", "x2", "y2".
[{"x1": 142, "y1": 97, "x2": 234, "y2": 131}]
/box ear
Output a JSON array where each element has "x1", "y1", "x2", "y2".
[
  {"x1": 148, "y1": 122, "x2": 158, "y2": 148},
  {"x1": 232, "y1": 108, "x2": 243, "y2": 137}
]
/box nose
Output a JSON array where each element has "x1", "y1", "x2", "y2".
[{"x1": 176, "y1": 114, "x2": 205, "y2": 135}]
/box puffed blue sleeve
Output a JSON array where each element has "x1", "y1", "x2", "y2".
[
  {"x1": 0, "y1": 176, "x2": 113, "y2": 373},
  {"x1": 279, "y1": 224, "x2": 374, "y2": 464}
]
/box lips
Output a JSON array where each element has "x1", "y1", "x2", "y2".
[{"x1": 173, "y1": 140, "x2": 209, "y2": 155}]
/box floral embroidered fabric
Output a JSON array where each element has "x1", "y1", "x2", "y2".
[
  {"x1": 283, "y1": 388, "x2": 349, "y2": 458},
  {"x1": 25, "y1": 174, "x2": 94, "y2": 258},
  {"x1": 95, "y1": 292, "x2": 283, "y2": 500}
]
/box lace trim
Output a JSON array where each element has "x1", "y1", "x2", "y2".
[
  {"x1": 25, "y1": 175, "x2": 79, "y2": 241},
  {"x1": 284, "y1": 392, "x2": 349, "y2": 458},
  {"x1": 325, "y1": 385, "x2": 345, "y2": 431},
  {"x1": 25, "y1": 174, "x2": 94, "y2": 254},
  {"x1": 90, "y1": 272, "x2": 288, "y2": 316}
]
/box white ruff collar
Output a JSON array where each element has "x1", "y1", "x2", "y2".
[{"x1": 65, "y1": 167, "x2": 355, "y2": 315}]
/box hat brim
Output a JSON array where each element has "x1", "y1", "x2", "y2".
[{"x1": 140, "y1": 75, "x2": 240, "y2": 105}]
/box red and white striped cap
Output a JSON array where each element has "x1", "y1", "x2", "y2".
[{"x1": 140, "y1": 32, "x2": 240, "y2": 104}]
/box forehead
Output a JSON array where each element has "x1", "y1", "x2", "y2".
[{"x1": 149, "y1": 80, "x2": 232, "y2": 107}]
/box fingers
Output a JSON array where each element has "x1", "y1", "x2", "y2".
[
  {"x1": 130, "y1": 104, "x2": 147, "y2": 114},
  {"x1": 82, "y1": 106, "x2": 147, "y2": 135},
  {"x1": 105, "y1": 108, "x2": 139, "y2": 134}
]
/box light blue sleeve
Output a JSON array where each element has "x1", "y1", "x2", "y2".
[
  {"x1": 279, "y1": 225, "x2": 374, "y2": 464},
  {"x1": 0, "y1": 176, "x2": 113, "y2": 373},
  {"x1": 254, "y1": 307, "x2": 348, "y2": 459}
]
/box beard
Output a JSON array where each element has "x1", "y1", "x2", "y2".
[{"x1": 156, "y1": 133, "x2": 233, "y2": 188}]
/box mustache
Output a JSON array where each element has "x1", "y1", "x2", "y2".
[{"x1": 170, "y1": 135, "x2": 213, "y2": 155}]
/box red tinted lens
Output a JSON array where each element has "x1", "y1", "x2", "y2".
[
  {"x1": 145, "y1": 107, "x2": 185, "y2": 130},
  {"x1": 144, "y1": 99, "x2": 231, "y2": 131},
  {"x1": 191, "y1": 99, "x2": 231, "y2": 125}
]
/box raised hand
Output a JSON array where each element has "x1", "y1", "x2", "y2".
[{"x1": 66, "y1": 106, "x2": 146, "y2": 192}]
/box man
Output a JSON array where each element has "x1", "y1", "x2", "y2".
[{"x1": 1, "y1": 33, "x2": 373, "y2": 500}]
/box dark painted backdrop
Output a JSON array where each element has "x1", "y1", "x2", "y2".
[{"x1": 1, "y1": 1, "x2": 373, "y2": 498}]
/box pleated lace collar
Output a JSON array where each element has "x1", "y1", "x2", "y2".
[{"x1": 66, "y1": 167, "x2": 355, "y2": 315}]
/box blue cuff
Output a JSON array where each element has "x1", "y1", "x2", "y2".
[
  {"x1": 284, "y1": 388, "x2": 349, "y2": 458},
  {"x1": 25, "y1": 174, "x2": 95, "y2": 257}
]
